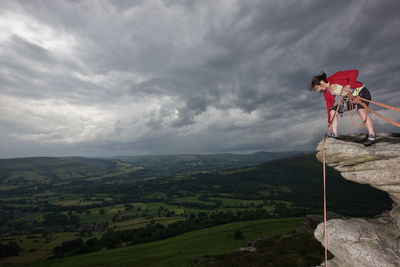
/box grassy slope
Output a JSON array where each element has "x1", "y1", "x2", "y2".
[
  {"x1": 0, "y1": 157, "x2": 117, "y2": 182},
  {"x1": 27, "y1": 217, "x2": 305, "y2": 267}
]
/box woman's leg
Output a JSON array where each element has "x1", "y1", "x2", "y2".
[
  {"x1": 357, "y1": 87, "x2": 375, "y2": 136},
  {"x1": 358, "y1": 108, "x2": 375, "y2": 135},
  {"x1": 329, "y1": 109, "x2": 338, "y2": 136}
]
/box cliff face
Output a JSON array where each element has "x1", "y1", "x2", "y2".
[{"x1": 314, "y1": 133, "x2": 400, "y2": 267}]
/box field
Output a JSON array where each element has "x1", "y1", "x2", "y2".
[
  {"x1": 109, "y1": 216, "x2": 184, "y2": 231},
  {"x1": 1, "y1": 232, "x2": 80, "y2": 265},
  {"x1": 24, "y1": 217, "x2": 306, "y2": 267}
]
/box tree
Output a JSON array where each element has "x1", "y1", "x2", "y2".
[
  {"x1": 60, "y1": 238, "x2": 84, "y2": 253},
  {"x1": 233, "y1": 230, "x2": 244, "y2": 240},
  {"x1": 101, "y1": 230, "x2": 122, "y2": 249},
  {"x1": 85, "y1": 237, "x2": 103, "y2": 252},
  {"x1": 0, "y1": 242, "x2": 21, "y2": 257}
]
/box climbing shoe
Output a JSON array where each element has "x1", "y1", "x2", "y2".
[
  {"x1": 327, "y1": 131, "x2": 337, "y2": 139},
  {"x1": 364, "y1": 134, "x2": 376, "y2": 146}
]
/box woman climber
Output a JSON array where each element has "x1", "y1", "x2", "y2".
[{"x1": 310, "y1": 69, "x2": 376, "y2": 146}]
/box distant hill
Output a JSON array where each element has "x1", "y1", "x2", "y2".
[
  {"x1": 114, "y1": 151, "x2": 309, "y2": 173},
  {"x1": 166, "y1": 153, "x2": 392, "y2": 217},
  {"x1": 0, "y1": 157, "x2": 118, "y2": 183},
  {"x1": 1, "y1": 153, "x2": 389, "y2": 218},
  {"x1": 0, "y1": 151, "x2": 309, "y2": 184}
]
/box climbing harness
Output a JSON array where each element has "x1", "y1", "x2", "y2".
[{"x1": 321, "y1": 88, "x2": 400, "y2": 267}]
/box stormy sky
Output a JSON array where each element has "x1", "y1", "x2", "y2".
[{"x1": 1, "y1": 0, "x2": 399, "y2": 158}]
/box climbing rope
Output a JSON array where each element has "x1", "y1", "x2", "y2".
[
  {"x1": 321, "y1": 87, "x2": 345, "y2": 267},
  {"x1": 347, "y1": 93, "x2": 400, "y2": 128},
  {"x1": 321, "y1": 88, "x2": 400, "y2": 267}
]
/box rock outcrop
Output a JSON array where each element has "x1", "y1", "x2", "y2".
[
  {"x1": 296, "y1": 212, "x2": 344, "y2": 235},
  {"x1": 314, "y1": 133, "x2": 400, "y2": 267}
]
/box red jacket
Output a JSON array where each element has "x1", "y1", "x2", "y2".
[{"x1": 323, "y1": 70, "x2": 364, "y2": 122}]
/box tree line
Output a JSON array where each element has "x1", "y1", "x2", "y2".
[{"x1": 52, "y1": 209, "x2": 274, "y2": 258}]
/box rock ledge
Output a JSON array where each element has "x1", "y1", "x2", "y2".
[{"x1": 314, "y1": 133, "x2": 400, "y2": 267}]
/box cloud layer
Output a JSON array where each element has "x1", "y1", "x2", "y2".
[{"x1": 1, "y1": 0, "x2": 400, "y2": 157}]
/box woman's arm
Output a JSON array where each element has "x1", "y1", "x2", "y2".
[{"x1": 328, "y1": 70, "x2": 359, "y2": 86}]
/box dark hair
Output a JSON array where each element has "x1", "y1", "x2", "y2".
[{"x1": 309, "y1": 72, "x2": 327, "y2": 91}]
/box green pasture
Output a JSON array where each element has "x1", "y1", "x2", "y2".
[
  {"x1": 0, "y1": 184, "x2": 18, "y2": 191},
  {"x1": 109, "y1": 216, "x2": 185, "y2": 231},
  {"x1": 53, "y1": 199, "x2": 103, "y2": 206},
  {"x1": 163, "y1": 196, "x2": 273, "y2": 215},
  {"x1": 146, "y1": 202, "x2": 181, "y2": 214},
  {"x1": 5, "y1": 203, "x2": 36, "y2": 208},
  {"x1": 129, "y1": 202, "x2": 147, "y2": 210},
  {"x1": 80, "y1": 203, "x2": 149, "y2": 223},
  {"x1": 48, "y1": 194, "x2": 110, "y2": 206},
  {"x1": 33, "y1": 191, "x2": 58, "y2": 198},
  {"x1": 168, "y1": 195, "x2": 262, "y2": 207},
  {"x1": 79, "y1": 213, "x2": 115, "y2": 224},
  {"x1": 27, "y1": 217, "x2": 306, "y2": 267},
  {"x1": 85, "y1": 206, "x2": 114, "y2": 215},
  {"x1": 144, "y1": 199, "x2": 271, "y2": 216},
  {"x1": 17, "y1": 212, "x2": 44, "y2": 221},
  {"x1": 219, "y1": 166, "x2": 257, "y2": 174},
  {"x1": 106, "y1": 204, "x2": 129, "y2": 214},
  {"x1": 144, "y1": 192, "x2": 168, "y2": 200},
  {"x1": 263, "y1": 200, "x2": 293, "y2": 212},
  {"x1": 181, "y1": 207, "x2": 213, "y2": 214},
  {"x1": 5, "y1": 171, "x2": 49, "y2": 183},
  {"x1": 86, "y1": 160, "x2": 143, "y2": 181},
  {"x1": 114, "y1": 160, "x2": 143, "y2": 173},
  {"x1": 0, "y1": 196, "x2": 30, "y2": 201},
  {"x1": 172, "y1": 196, "x2": 216, "y2": 205},
  {"x1": 146, "y1": 202, "x2": 185, "y2": 216},
  {"x1": 213, "y1": 197, "x2": 264, "y2": 207},
  {"x1": 0, "y1": 232, "x2": 78, "y2": 265}
]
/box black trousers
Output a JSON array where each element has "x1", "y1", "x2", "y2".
[{"x1": 330, "y1": 87, "x2": 371, "y2": 114}]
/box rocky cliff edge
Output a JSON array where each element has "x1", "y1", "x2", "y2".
[{"x1": 314, "y1": 133, "x2": 400, "y2": 267}]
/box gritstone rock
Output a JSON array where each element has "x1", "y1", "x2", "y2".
[{"x1": 314, "y1": 133, "x2": 400, "y2": 267}]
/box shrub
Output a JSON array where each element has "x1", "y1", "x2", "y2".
[{"x1": 233, "y1": 230, "x2": 244, "y2": 240}]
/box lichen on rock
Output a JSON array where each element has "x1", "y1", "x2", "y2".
[{"x1": 314, "y1": 133, "x2": 400, "y2": 267}]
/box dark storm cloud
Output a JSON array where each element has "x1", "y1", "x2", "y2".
[{"x1": 0, "y1": 0, "x2": 399, "y2": 157}]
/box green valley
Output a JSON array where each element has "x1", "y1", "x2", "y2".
[{"x1": 0, "y1": 152, "x2": 391, "y2": 266}]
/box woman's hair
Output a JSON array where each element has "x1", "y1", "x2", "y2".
[{"x1": 309, "y1": 72, "x2": 327, "y2": 91}]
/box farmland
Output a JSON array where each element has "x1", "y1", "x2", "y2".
[{"x1": 0, "y1": 153, "x2": 392, "y2": 265}]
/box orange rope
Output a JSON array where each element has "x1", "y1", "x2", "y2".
[
  {"x1": 348, "y1": 94, "x2": 400, "y2": 128},
  {"x1": 360, "y1": 96, "x2": 400, "y2": 112},
  {"x1": 322, "y1": 137, "x2": 328, "y2": 266},
  {"x1": 322, "y1": 88, "x2": 345, "y2": 267}
]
